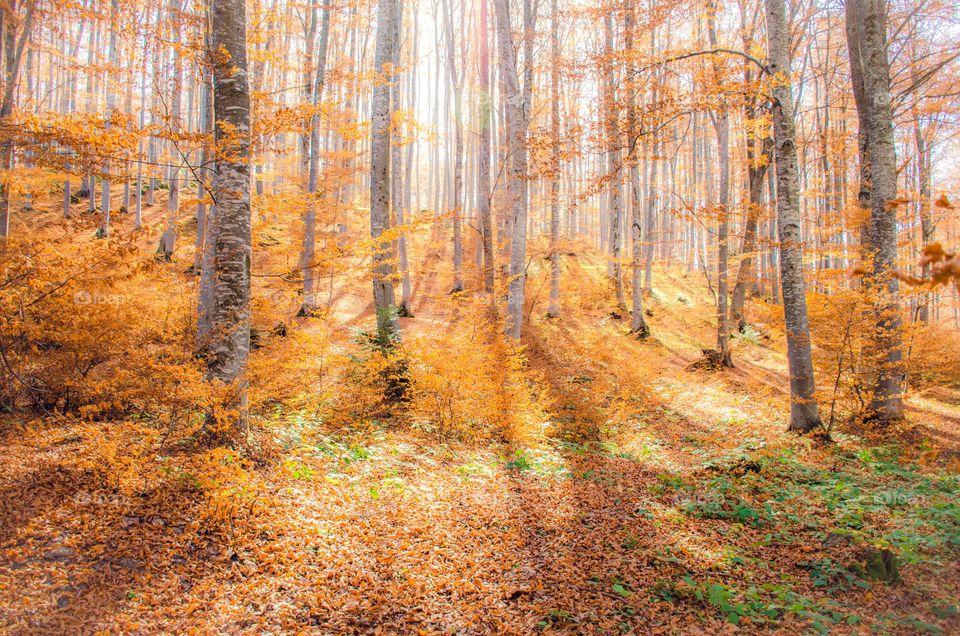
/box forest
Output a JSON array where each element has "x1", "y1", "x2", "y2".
[{"x1": 0, "y1": 0, "x2": 959, "y2": 630}]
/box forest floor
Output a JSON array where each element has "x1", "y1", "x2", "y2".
[{"x1": 0, "y1": 190, "x2": 959, "y2": 634}]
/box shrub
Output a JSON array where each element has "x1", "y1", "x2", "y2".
[{"x1": 404, "y1": 306, "x2": 550, "y2": 440}]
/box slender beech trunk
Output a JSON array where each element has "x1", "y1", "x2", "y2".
[
  {"x1": 300, "y1": 0, "x2": 319, "y2": 180},
  {"x1": 390, "y1": 0, "x2": 403, "y2": 281},
  {"x1": 62, "y1": 20, "x2": 85, "y2": 220},
  {"x1": 603, "y1": 11, "x2": 625, "y2": 309},
  {"x1": 915, "y1": 122, "x2": 933, "y2": 322},
  {"x1": 477, "y1": 0, "x2": 494, "y2": 292},
  {"x1": 205, "y1": 0, "x2": 252, "y2": 432},
  {"x1": 846, "y1": 0, "x2": 903, "y2": 422},
  {"x1": 148, "y1": 6, "x2": 162, "y2": 209},
  {"x1": 494, "y1": 0, "x2": 528, "y2": 338},
  {"x1": 644, "y1": 131, "x2": 658, "y2": 291},
  {"x1": 730, "y1": 139, "x2": 771, "y2": 332},
  {"x1": 766, "y1": 0, "x2": 822, "y2": 431},
  {"x1": 98, "y1": 0, "x2": 120, "y2": 238},
  {"x1": 158, "y1": 0, "x2": 183, "y2": 258},
  {"x1": 443, "y1": 0, "x2": 465, "y2": 292},
  {"x1": 135, "y1": 12, "x2": 151, "y2": 230},
  {"x1": 370, "y1": 0, "x2": 400, "y2": 342},
  {"x1": 643, "y1": 29, "x2": 659, "y2": 291},
  {"x1": 0, "y1": 1, "x2": 34, "y2": 238},
  {"x1": 397, "y1": 0, "x2": 414, "y2": 313},
  {"x1": 300, "y1": 0, "x2": 331, "y2": 316},
  {"x1": 730, "y1": 32, "x2": 773, "y2": 332},
  {"x1": 707, "y1": 0, "x2": 732, "y2": 366},
  {"x1": 546, "y1": 0, "x2": 561, "y2": 318},
  {"x1": 625, "y1": 3, "x2": 649, "y2": 336}
]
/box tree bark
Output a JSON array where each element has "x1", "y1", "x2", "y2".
[
  {"x1": 0, "y1": 0, "x2": 34, "y2": 239},
  {"x1": 766, "y1": 0, "x2": 822, "y2": 432},
  {"x1": 913, "y1": 112, "x2": 934, "y2": 322},
  {"x1": 845, "y1": 0, "x2": 903, "y2": 422},
  {"x1": 443, "y1": 0, "x2": 464, "y2": 292},
  {"x1": 299, "y1": 0, "x2": 331, "y2": 316},
  {"x1": 370, "y1": 0, "x2": 400, "y2": 343},
  {"x1": 477, "y1": 0, "x2": 495, "y2": 293},
  {"x1": 205, "y1": 0, "x2": 253, "y2": 431},
  {"x1": 626, "y1": 3, "x2": 649, "y2": 337},
  {"x1": 707, "y1": 0, "x2": 732, "y2": 367},
  {"x1": 159, "y1": 0, "x2": 184, "y2": 257},
  {"x1": 494, "y1": 0, "x2": 528, "y2": 339},
  {"x1": 395, "y1": 0, "x2": 413, "y2": 314},
  {"x1": 730, "y1": 33, "x2": 773, "y2": 333},
  {"x1": 603, "y1": 10, "x2": 625, "y2": 309},
  {"x1": 546, "y1": 0, "x2": 561, "y2": 318}
]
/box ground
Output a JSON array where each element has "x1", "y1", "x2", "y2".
[{"x1": 0, "y1": 187, "x2": 958, "y2": 634}]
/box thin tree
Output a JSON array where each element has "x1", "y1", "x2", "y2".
[
  {"x1": 370, "y1": 0, "x2": 400, "y2": 343},
  {"x1": 602, "y1": 8, "x2": 625, "y2": 309},
  {"x1": 443, "y1": 0, "x2": 465, "y2": 292},
  {"x1": 707, "y1": 0, "x2": 733, "y2": 367},
  {"x1": 494, "y1": 0, "x2": 529, "y2": 339},
  {"x1": 299, "y1": 0, "x2": 331, "y2": 316},
  {"x1": 765, "y1": 0, "x2": 822, "y2": 432},
  {"x1": 98, "y1": 0, "x2": 119, "y2": 239},
  {"x1": 205, "y1": 0, "x2": 253, "y2": 432},
  {"x1": 625, "y1": 0, "x2": 649, "y2": 337},
  {"x1": 0, "y1": 0, "x2": 35, "y2": 239},
  {"x1": 546, "y1": 0, "x2": 561, "y2": 317},
  {"x1": 477, "y1": 0, "x2": 494, "y2": 293},
  {"x1": 845, "y1": 0, "x2": 903, "y2": 422},
  {"x1": 729, "y1": 0, "x2": 773, "y2": 332},
  {"x1": 395, "y1": 0, "x2": 413, "y2": 315},
  {"x1": 158, "y1": 0, "x2": 183, "y2": 257}
]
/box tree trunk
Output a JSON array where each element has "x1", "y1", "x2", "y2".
[
  {"x1": 477, "y1": 0, "x2": 494, "y2": 293},
  {"x1": 494, "y1": 0, "x2": 528, "y2": 339},
  {"x1": 546, "y1": 0, "x2": 561, "y2": 318},
  {"x1": 603, "y1": 11, "x2": 625, "y2": 309},
  {"x1": 370, "y1": 0, "x2": 400, "y2": 343},
  {"x1": 205, "y1": 0, "x2": 253, "y2": 431},
  {"x1": 397, "y1": 0, "x2": 414, "y2": 313},
  {"x1": 96, "y1": 0, "x2": 120, "y2": 239},
  {"x1": 443, "y1": 0, "x2": 464, "y2": 292},
  {"x1": 300, "y1": 0, "x2": 331, "y2": 316},
  {"x1": 766, "y1": 0, "x2": 822, "y2": 432},
  {"x1": 730, "y1": 46, "x2": 773, "y2": 333},
  {"x1": 159, "y1": 0, "x2": 184, "y2": 257},
  {"x1": 707, "y1": 0, "x2": 732, "y2": 366},
  {"x1": 846, "y1": 0, "x2": 904, "y2": 422},
  {"x1": 135, "y1": 13, "x2": 152, "y2": 231},
  {"x1": 914, "y1": 121, "x2": 934, "y2": 323},
  {"x1": 626, "y1": 3, "x2": 649, "y2": 337},
  {"x1": 0, "y1": 0, "x2": 34, "y2": 239}
]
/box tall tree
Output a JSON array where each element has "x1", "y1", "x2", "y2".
[
  {"x1": 395, "y1": 0, "x2": 413, "y2": 315},
  {"x1": 370, "y1": 0, "x2": 400, "y2": 342},
  {"x1": 707, "y1": 0, "x2": 733, "y2": 367},
  {"x1": 845, "y1": 0, "x2": 903, "y2": 422},
  {"x1": 443, "y1": 0, "x2": 464, "y2": 292},
  {"x1": 477, "y1": 0, "x2": 494, "y2": 293},
  {"x1": 494, "y1": 0, "x2": 528, "y2": 339},
  {"x1": 625, "y1": 0, "x2": 649, "y2": 337},
  {"x1": 766, "y1": 0, "x2": 821, "y2": 432},
  {"x1": 546, "y1": 0, "x2": 561, "y2": 318},
  {"x1": 205, "y1": 0, "x2": 253, "y2": 431},
  {"x1": 0, "y1": 0, "x2": 35, "y2": 238},
  {"x1": 299, "y1": 0, "x2": 331, "y2": 316},
  {"x1": 729, "y1": 0, "x2": 773, "y2": 332},
  {"x1": 158, "y1": 0, "x2": 183, "y2": 257},
  {"x1": 602, "y1": 8, "x2": 625, "y2": 309},
  {"x1": 98, "y1": 0, "x2": 119, "y2": 238}
]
